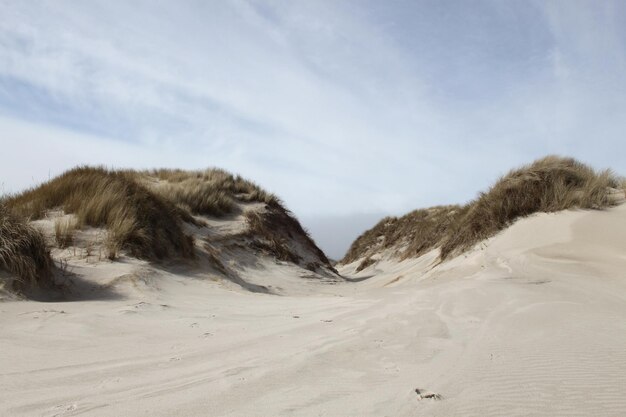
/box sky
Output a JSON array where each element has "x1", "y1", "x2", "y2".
[{"x1": 1, "y1": 0, "x2": 626, "y2": 258}]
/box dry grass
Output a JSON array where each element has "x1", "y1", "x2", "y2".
[
  {"x1": 355, "y1": 256, "x2": 376, "y2": 272},
  {"x1": 146, "y1": 168, "x2": 278, "y2": 217},
  {"x1": 243, "y1": 207, "x2": 333, "y2": 271},
  {"x1": 0, "y1": 203, "x2": 54, "y2": 291},
  {"x1": 54, "y1": 218, "x2": 76, "y2": 249},
  {"x1": 245, "y1": 211, "x2": 303, "y2": 264},
  {"x1": 6, "y1": 167, "x2": 194, "y2": 260},
  {"x1": 2, "y1": 165, "x2": 334, "y2": 292},
  {"x1": 342, "y1": 205, "x2": 464, "y2": 264},
  {"x1": 104, "y1": 214, "x2": 138, "y2": 260},
  {"x1": 155, "y1": 182, "x2": 236, "y2": 217},
  {"x1": 5, "y1": 165, "x2": 323, "y2": 269},
  {"x1": 343, "y1": 156, "x2": 620, "y2": 264},
  {"x1": 439, "y1": 156, "x2": 619, "y2": 259}
]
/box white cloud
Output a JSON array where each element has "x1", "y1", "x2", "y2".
[
  {"x1": 0, "y1": 0, "x2": 448, "y2": 214},
  {"x1": 1, "y1": 0, "x2": 626, "y2": 256}
]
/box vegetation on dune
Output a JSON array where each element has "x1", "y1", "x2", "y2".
[
  {"x1": 245, "y1": 211, "x2": 303, "y2": 264},
  {"x1": 342, "y1": 156, "x2": 621, "y2": 265},
  {"x1": 10, "y1": 155, "x2": 609, "y2": 278},
  {"x1": 4, "y1": 165, "x2": 329, "y2": 271},
  {"x1": 343, "y1": 205, "x2": 465, "y2": 265},
  {"x1": 5, "y1": 167, "x2": 195, "y2": 260},
  {"x1": 0, "y1": 163, "x2": 336, "y2": 297},
  {"x1": 142, "y1": 168, "x2": 335, "y2": 268},
  {"x1": 54, "y1": 218, "x2": 76, "y2": 249},
  {"x1": 439, "y1": 156, "x2": 620, "y2": 259},
  {"x1": 243, "y1": 207, "x2": 334, "y2": 271},
  {"x1": 142, "y1": 168, "x2": 332, "y2": 269},
  {"x1": 0, "y1": 203, "x2": 54, "y2": 291},
  {"x1": 355, "y1": 256, "x2": 376, "y2": 272},
  {"x1": 146, "y1": 168, "x2": 279, "y2": 217}
]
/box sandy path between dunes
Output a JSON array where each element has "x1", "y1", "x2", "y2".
[{"x1": 2, "y1": 205, "x2": 626, "y2": 416}]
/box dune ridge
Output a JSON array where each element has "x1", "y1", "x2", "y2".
[
  {"x1": 341, "y1": 155, "x2": 623, "y2": 272},
  {"x1": 1, "y1": 166, "x2": 335, "y2": 298}
]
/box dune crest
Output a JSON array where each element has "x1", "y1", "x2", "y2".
[
  {"x1": 340, "y1": 155, "x2": 624, "y2": 273},
  {"x1": 1, "y1": 166, "x2": 336, "y2": 299}
]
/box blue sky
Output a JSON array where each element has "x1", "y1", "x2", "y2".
[{"x1": 1, "y1": 0, "x2": 626, "y2": 258}]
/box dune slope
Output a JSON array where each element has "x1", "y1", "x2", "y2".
[
  {"x1": 1, "y1": 167, "x2": 336, "y2": 298},
  {"x1": 1, "y1": 203, "x2": 626, "y2": 416},
  {"x1": 341, "y1": 156, "x2": 622, "y2": 271}
]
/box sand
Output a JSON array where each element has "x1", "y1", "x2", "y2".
[{"x1": 2, "y1": 204, "x2": 626, "y2": 416}]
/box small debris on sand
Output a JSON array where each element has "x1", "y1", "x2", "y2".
[{"x1": 415, "y1": 388, "x2": 443, "y2": 401}]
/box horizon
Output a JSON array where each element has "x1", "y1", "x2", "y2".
[{"x1": 2, "y1": 1, "x2": 626, "y2": 258}]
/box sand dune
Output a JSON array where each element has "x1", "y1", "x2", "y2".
[{"x1": 2, "y1": 201, "x2": 626, "y2": 416}]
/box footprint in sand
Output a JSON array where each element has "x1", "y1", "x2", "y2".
[
  {"x1": 98, "y1": 377, "x2": 121, "y2": 388},
  {"x1": 47, "y1": 403, "x2": 77, "y2": 417},
  {"x1": 157, "y1": 356, "x2": 182, "y2": 368},
  {"x1": 119, "y1": 302, "x2": 170, "y2": 314},
  {"x1": 19, "y1": 309, "x2": 67, "y2": 319}
]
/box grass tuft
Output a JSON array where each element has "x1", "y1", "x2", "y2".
[
  {"x1": 355, "y1": 257, "x2": 376, "y2": 272},
  {"x1": 54, "y1": 218, "x2": 76, "y2": 249},
  {"x1": 0, "y1": 203, "x2": 54, "y2": 291}
]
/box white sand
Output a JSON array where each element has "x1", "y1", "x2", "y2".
[{"x1": 2, "y1": 204, "x2": 626, "y2": 416}]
